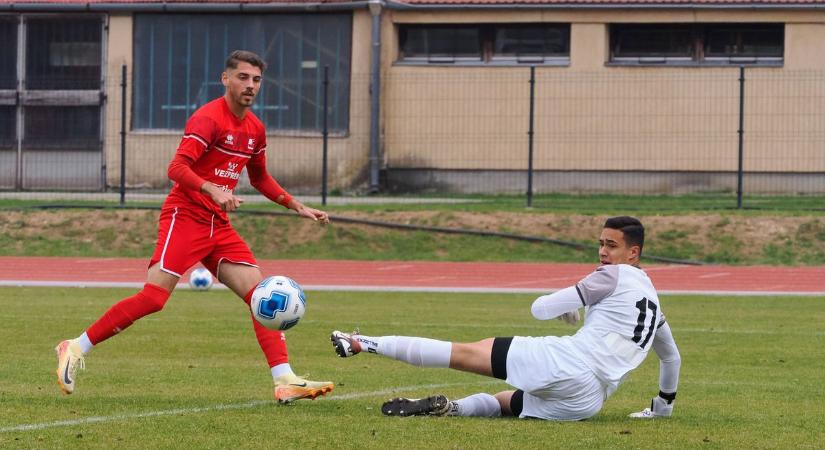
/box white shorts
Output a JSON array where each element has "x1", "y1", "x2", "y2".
[{"x1": 505, "y1": 336, "x2": 606, "y2": 421}]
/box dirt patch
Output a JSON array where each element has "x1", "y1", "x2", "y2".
[
  {"x1": 1, "y1": 209, "x2": 823, "y2": 265},
  {"x1": 0, "y1": 209, "x2": 160, "y2": 256}
]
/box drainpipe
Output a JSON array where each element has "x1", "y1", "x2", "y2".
[{"x1": 368, "y1": 0, "x2": 383, "y2": 193}]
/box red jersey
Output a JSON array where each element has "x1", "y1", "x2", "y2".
[{"x1": 164, "y1": 97, "x2": 289, "y2": 224}]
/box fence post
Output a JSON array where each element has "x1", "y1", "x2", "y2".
[
  {"x1": 321, "y1": 65, "x2": 329, "y2": 206},
  {"x1": 120, "y1": 64, "x2": 127, "y2": 206},
  {"x1": 736, "y1": 66, "x2": 745, "y2": 209},
  {"x1": 368, "y1": 0, "x2": 382, "y2": 193},
  {"x1": 527, "y1": 66, "x2": 536, "y2": 208}
]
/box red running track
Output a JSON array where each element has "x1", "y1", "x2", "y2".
[{"x1": 0, "y1": 256, "x2": 823, "y2": 295}]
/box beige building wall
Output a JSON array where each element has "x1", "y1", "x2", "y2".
[
  {"x1": 103, "y1": 10, "x2": 373, "y2": 192},
  {"x1": 382, "y1": 9, "x2": 825, "y2": 174},
  {"x1": 102, "y1": 8, "x2": 825, "y2": 193}
]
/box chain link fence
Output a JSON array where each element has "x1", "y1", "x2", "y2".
[{"x1": 1, "y1": 66, "x2": 823, "y2": 210}]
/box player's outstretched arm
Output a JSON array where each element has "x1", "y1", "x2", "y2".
[
  {"x1": 629, "y1": 321, "x2": 681, "y2": 418},
  {"x1": 531, "y1": 287, "x2": 582, "y2": 325},
  {"x1": 246, "y1": 151, "x2": 326, "y2": 224},
  {"x1": 287, "y1": 198, "x2": 330, "y2": 225}
]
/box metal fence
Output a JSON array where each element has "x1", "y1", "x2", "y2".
[
  {"x1": 382, "y1": 67, "x2": 825, "y2": 209},
  {"x1": 1, "y1": 66, "x2": 823, "y2": 210}
]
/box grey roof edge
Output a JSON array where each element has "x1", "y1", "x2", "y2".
[
  {"x1": 2, "y1": 0, "x2": 824, "y2": 12},
  {"x1": 384, "y1": 0, "x2": 825, "y2": 10},
  {"x1": 0, "y1": 2, "x2": 371, "y2": 12}
]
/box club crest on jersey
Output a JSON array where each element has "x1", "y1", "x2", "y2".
[
  {"x1": 247, "y1": 138, "x2": 255, "y2": 150},
  {"x1": 225, "y1": 134, "x2": 235, "y2": 145}
]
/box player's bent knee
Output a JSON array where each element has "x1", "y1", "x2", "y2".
[
  {"x1": 508, "y1": 390, "x2": 525, "y2": 417},
  {"x1": 217, "y1": 262, "x2": 264, "y2": 297},
  {"x1": 142, "y1": 283, "x2": 172, "y2": 313},
  {"x1": 144, "y1": 296, "x2": 168, "y2": 314},
  {"x1": 495, "y1": 390, "x2": 517, "y2": 417},
  {"x1": 146, "y1": 264, "x2": 179, "y2": 293}
]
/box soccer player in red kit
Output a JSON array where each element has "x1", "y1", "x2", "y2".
[{"x1": 55, "y1": 50, "x2": 334, "y2": 403}]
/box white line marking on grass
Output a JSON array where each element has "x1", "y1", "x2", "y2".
[
  {"x1": 0, "y1": 381, "x2": 500, "y2": 434},
  {"x1": 0, "y1": 281, "x2": 231, "y2": 290},
  {"x1": 0, "y1": 401, "x2": 268, "y2": 433}
]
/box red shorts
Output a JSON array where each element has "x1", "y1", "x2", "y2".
[{"x1": 149, "y1": 207, "x2": 257, "y2": 279}]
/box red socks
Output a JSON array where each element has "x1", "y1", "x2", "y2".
[
  {"x1": 85, "y1": 283, "x2": 170, "y2": 345},
  {"x1": 244, "y1": 286, "x2": 289, "y2": 368},
  {"x1": 84, "y1": 283, "x2": 287, "y2": 369}
]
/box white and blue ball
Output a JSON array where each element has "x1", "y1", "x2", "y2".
[
  {"x1": 189, "y1": 268, "x2": 214, "y2": 291},
  {"x1": 251, "y1": 275, "x2": 306, "y2": 330}
]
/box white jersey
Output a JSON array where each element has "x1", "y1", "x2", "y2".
[{"x1": 568, "y1": 264, "x2": 662, "y2": 396}]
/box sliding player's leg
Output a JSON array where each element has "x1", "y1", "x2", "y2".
[
  {"x1": 380, "y1": 391, "x2": 514, "y2": 418},
  {"x1": 335, "y1": 332, "x2": 600, "y2": 420},
  {"x1": 331, "y1": 330, "x2": 500, "y2": 376},
  {"x1": 399, "y1": 383, "x2": 600, "y2": 421},
  {"x1": 342, "y1": 333, "x2": 517, "y2": 418},
  {"x1": 217, "y1": 260, "x2": 333, "y2": 403}
]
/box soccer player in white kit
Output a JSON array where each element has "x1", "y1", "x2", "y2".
[{"x1": 331, "y1": 216, "x2": 681, "y2": 420}]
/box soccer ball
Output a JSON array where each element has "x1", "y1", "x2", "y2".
[
  {"x1": 189, "y1": 268, "x2": 214, "y2": 291},
  {"x1": 250, "y1": 275, "x2": 306, "y2": 330}
]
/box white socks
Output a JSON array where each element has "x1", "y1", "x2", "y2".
[
  {"x1": 650, "y1": 395, "x2": 674, "y2": 417},
  {"x1": 271, "y1": 363, "x2": 293, "y2": 379},
  {"x1": 357, "y1": 335, "x2": 451, "y2": 368},
  {"x1": 452, "y1": 393, "x2": 502, "y2": 417},
  {"x1": 75, "y1": 332, "x2": 94, "y2": 355}
]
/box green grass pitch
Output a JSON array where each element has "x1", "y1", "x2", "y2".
[{"x1": 1, "y1": 287, "x2": 824, "y2": 449}]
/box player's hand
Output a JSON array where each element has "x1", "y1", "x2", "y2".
[
  {"x1": 287, "y1": 199, "x2": 330, "y2": 225},
  {"x1": 557, "y1": 309, "x2": 580, "y2": 326},
  {"x1": 296, "y1": 205, "x2": 330, "y2": 225},
  {"x1": 203, "y1": 183, "x2": 243, "y2": 212}
]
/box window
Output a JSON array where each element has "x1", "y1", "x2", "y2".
[
  {"x1": 133, "y1": 13, "x2": 352, "y2": 133},
  {"x1": 0, "y1": 16, "x2": 15, "y2": 148},
  {"x1": 610, "y1": 23, "x2": 783, "y2": 65},
  {"x1": 23, "y1": 106, "x2": 100, "y2": 150},
  {"x1": 401, "y1": 25, "x2": 481, "y2": 62},
  {"x1": 26, "y1": 17, "x2": 102, "y2": 90},
  {"x1": 493, "y1": 24, "x2": 570, "y2": 63},
  {"x1": 611, "y1": 24, "x2": 693, "y2": 60},
  {"x1": 0, "y1": 106, "x2": 14, "y2": 149},
  {"x1": 398, "y1": 23, "x2": 570, "y2": 65},
  {"x1": 0, "y1": 16, "x2": 16, "y2": 89},
  {"x1": 704, "y1": 24, "x2": 783, "y2": 62}
]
